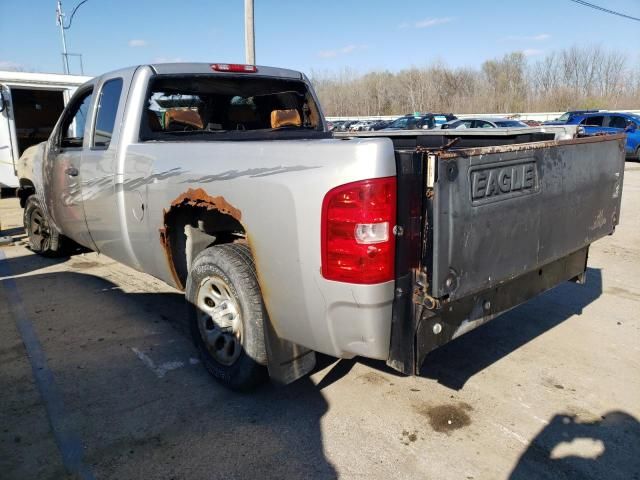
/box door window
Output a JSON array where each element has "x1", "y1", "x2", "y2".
[
  {"x1": 607, "y1": 116, "x2": 628, "y2": 129},
  {"x1": 60, "y1": 88, "x2": 93, "y2": 148},
  {"x1": 93, "y1": 78, "x2": 123, "y2": 148},
  {"x1": 581, "y1": 116, "x2": 604, "y2": 127}
]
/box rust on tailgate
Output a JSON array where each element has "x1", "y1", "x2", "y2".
[{"x1": 437, "y1": 133, "x2": 626, "y2": 159}]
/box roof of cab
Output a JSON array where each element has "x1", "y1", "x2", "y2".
[{"x1": 149, "y1": 62, "x2": 304, "y2": 80}]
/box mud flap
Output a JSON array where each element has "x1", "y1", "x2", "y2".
[
  {"x1": 263, "y1": 316, "x2": 316, "y2": 385},
  {"x1": 184, "y1": 224, "x2": 216, "y2": 269}
]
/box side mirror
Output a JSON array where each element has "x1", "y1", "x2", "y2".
[
  {"x1": 625, "y1": 123, "x2": 637, "y2": 133},
  {"x1": 0, "y1": 90, "x2": 5, "y2": 113}
]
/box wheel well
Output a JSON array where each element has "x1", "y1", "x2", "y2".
[
  {"x1": 160, "y1": 188, "x2": 245, "y2": 290},
  {"x1": 17, "y1": 179, "x2": 35, "y2": 208}
]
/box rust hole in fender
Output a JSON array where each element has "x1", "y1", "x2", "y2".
[
  {"x1": 167, "y1": 188, "x2": 242, "y2": 221},
  {"x1": 160, "y1": 188, "x2": 243, "y2": 290}
]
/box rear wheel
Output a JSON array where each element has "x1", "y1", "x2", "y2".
[
  {"x1": 186, "y1": 243, "x2": 268, "y2": 391},
  {"x1": 23, "y1": 196, "x2": 68, "y2": 257}
]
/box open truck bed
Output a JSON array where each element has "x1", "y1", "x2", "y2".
[{"x1": 337, "y1": 126, "x2": 625, "y2": 374}]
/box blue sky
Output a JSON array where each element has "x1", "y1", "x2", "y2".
[{"x1": 1, "y1": 0, "x2": 639, "y2": 76}]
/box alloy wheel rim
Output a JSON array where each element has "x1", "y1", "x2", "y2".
[{"x1": 30, "y1": 208, "x2": 50, "y2": 251}]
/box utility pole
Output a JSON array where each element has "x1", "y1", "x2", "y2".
[
  {"x1": 56, "y1": 1, "x2": 70, "y2": 74},
  {"x1": 244, "y1": 0, "x2": 255, "y2": 64},
  {"x1": 56, "y1": 0, "x2": 88, "y2": 75}
]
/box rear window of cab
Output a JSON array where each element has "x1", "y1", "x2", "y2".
[{"x1": 140, "y1": 74, "x2": 329, "y2": 141}]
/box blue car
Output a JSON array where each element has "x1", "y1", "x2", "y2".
[
  {"x1": 543, "y1": 110, "x2": 600, "y2": 126},
  {"x1": 564, "y1": 112, "x2": 640, "y2": 161}
]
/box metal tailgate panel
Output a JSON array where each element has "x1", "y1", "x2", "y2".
[{"x1": 429, "y1": 134, "x2": 625, "y2": 300}]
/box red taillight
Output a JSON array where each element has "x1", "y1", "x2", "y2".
[
  {"x1": 211, "y1": 63, "x2": 258, "y2": 73},
  {"x1": 321, "y1": 177, "x2": 396, "y2": 284}
]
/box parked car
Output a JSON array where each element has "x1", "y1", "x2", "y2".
[
  {"x1": 543, "y1": 110, "x2": 600, "y2": 126},
  {"x1": 349, "y1": 120, "x2": 376, "y2": 131},
  {"x1": 433, "y1": 113, "x2": 458, "y2": 127},
  {"x1": 563, "y1": 111, "x2": 640, "y2": 161},
  {"x1": 383, "y1": 113, "x2": 455, "y2": 131},
  {"x1": 336, "y1": 120, "x2": 356, "y2": 131},
  {"x1": 369, "y1": 120, "x2": 391, "y2": 130},
  {"x1": 442, "y1": 117, "x2": 529, "y2": 129},
  {"x1": 16, "y1": 62, "x2": 625, "y2": 391}
]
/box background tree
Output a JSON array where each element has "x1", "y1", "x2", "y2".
[{"x1": 311, "y1": 45, "x2": 639, "y2": 116}]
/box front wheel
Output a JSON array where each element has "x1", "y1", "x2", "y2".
[
  {"x1": 186, "y1": 243, "x2": 268, "y2": 391},
  {"x1": 23, "y1": 196, "x2": 68, "y2": 257}
]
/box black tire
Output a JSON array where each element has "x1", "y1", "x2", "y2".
[
  {"x1": 23, "y1": 196, "x2": 69, "y2": 257},
  {"x1": 186, "y1": 243, "x2": 268, "y2": 391}
]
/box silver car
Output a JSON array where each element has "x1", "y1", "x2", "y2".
[{"x1": 441, "y1": 117, "x2": 529, "y2": 129}]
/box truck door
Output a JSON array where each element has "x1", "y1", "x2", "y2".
[
  {"x1": 44, "y1": 85, "x2": 96, "y2": 248},
  {"x1": 0, "y1": 84, "x2": 18, "y2": 189},
  {"x1": 81, "y1": 70, "x2": 141, "y2": 268}
]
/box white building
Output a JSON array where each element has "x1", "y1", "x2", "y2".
[{"x1": 0, "y1": 71, "x2": 91, "y2": 190}]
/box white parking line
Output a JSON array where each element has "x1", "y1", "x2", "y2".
[{"x1": 131, "y1": 347, "x2": 199, "y2": 378}]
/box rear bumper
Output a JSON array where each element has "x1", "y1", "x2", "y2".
[{"x1": 387, "y1": 247, "x2": 589, "y2": 375}]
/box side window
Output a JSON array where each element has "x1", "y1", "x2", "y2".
[
  {"x1": 93, "y1": 78, "x2": 123, "y2": 148},
  {"x1": 60, "y1": 88, "x2": 93, "y2": 148},
  {"x1": 608, "y1": 116, "x2": 628, "y2": 129},
  {"x1": 581, "y1": 116, "x2": 604, "y2": 127}
]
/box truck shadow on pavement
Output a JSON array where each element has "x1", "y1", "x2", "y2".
[
  {"x1": 419, "y1": 268, "x2": 603, "y2": 391},
  {"x1": 0, "y1": 247, "x2": 68, "y2": 277},
  {"x1": 509, "y1": 410, "x2": 640, "y2": 480},
  {"x1": 0, "y1": 255, "x2": 337, "y2": 480}
]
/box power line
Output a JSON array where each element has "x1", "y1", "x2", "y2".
[
  {"x1": 64, "y1": 0, "x2": 89, "y2": 30},
  {"x1": 568, "y1": 0, "x2": 640, "y2": 22}
]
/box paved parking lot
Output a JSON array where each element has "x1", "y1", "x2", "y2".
[{"x1": 1, "y1": 163, "x2": 639, "y2": 480}]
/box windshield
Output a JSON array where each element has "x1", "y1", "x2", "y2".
[
  {"x1": 494, "y1": 121, "x2": 526, "y2": 127},
  {"x1": 142, "y1": 74, "x2": 324, "y2": 140},
  {"x1": 557, "y1": 113, "x2": 570, "y2": 122},
  {"x1": 387, "y1": 117, "x2": 415, "y2": 129}
]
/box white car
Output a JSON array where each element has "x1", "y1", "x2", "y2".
[{"x1": 442, "y1": 117, "x2": 529, "y2": 129}]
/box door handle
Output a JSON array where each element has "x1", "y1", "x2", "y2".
[{"x1": 65, "y1": 166, "x2": 79, "y2": 177}]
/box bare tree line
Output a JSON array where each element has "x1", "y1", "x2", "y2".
[{"x1": 310, "y1": 46, "x2": 640, "y2": 116}]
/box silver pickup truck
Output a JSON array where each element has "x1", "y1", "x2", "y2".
[{"x1": 15, "y1": 63, "x2": 625, "y2": 390}]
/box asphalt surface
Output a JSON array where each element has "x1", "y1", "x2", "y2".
[{"x1": 1, "y1": 163, "x2": 639, "y2": 480}]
